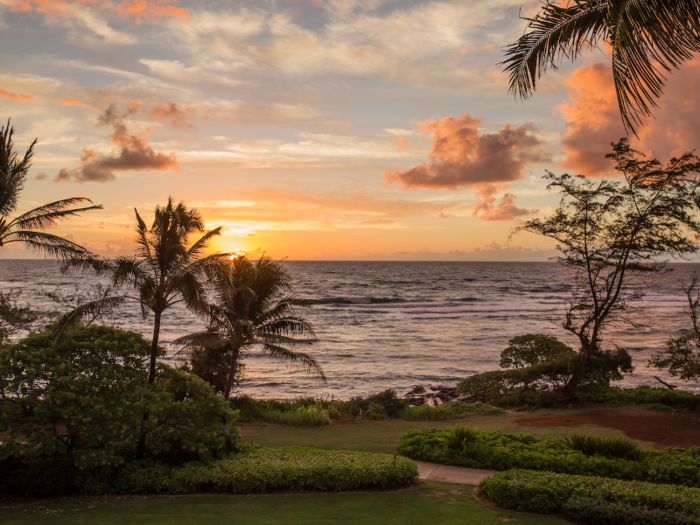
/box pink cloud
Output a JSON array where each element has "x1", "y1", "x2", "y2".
[
  {"x1": 473, "y1": 185, "x2": 533, "y2": 222},
  {"x1": 55, "y1": 105, "x2": 178, "y2": 183},
  {"x1": 147, "y1": 101, "x2": 195, "y2": 130},
  {"x1": 384, "y1": 113, "x2": 547, "y2": 190},
  {"x1": 0, "y1": 88, "x2": 37, "y2": 103},
  {"x1": 557, "y1": 59, "x2": 700, "y2": 176},
  {"x1": 9, "y1": 0, "x2": 189, "y2": 24}
]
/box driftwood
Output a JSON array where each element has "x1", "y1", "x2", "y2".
[{"x1": 653, "y1": 375, "x2": 678, "y2": 390}]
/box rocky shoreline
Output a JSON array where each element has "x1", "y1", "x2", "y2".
[{"x1": 403, "y1": 384, "x2": 479, "y2": 407}]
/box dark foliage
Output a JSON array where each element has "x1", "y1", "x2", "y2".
[{"x1": 0, "y1": 325, "x2": 240, "y2": 496}]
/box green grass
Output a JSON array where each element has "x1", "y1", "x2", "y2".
[
  {"x1": 0, "y1": 481, "x2": 569, "y2": 525},
  {"x1": 239, "y1": 411, "x2": 653, "y2": 454}
]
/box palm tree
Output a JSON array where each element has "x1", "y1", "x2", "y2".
[
  {"x1": 0, "y1": 120, "x2": 102, "y2": 257},
  {"x1": 174, "y1": 255, "x2": 325, "y2": 399},
  {"x1": 501, "y1": 1, "x2": 700, "y2": 133},
  {"x1": 74, "y1": 198, "x2": 228, "y2": 384}
]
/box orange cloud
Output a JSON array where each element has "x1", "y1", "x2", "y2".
[
  {"x1": 62, "y1": 97, "x2": 100, "y2": 111},
  {"x1": 0, "y1": 88, "x2": 37, "y2": 103},
  {"x1": 473, "y1": 185, "x2": 533, "y2": 222},
  {"x1": 9, "y1": 0, "x2": 189, "y2": 24},
  {"x1": 393, "y1": 136, "x2": 408, "y2": 149},
  {"x1": 147, "y1": 101, "x2": 195, "y2": 130},
  {"x1": 557, "y1": 60, "x2": 700, "y2": 176},
  {"x1": 55, "y1": 105, "x2": 177, "y2": 183},
  {"x1": 384, "y1": 113, "x2": 547, "y2": 190}
]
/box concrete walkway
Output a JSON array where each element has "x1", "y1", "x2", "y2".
[{"x1": 414, "y1": 461, "x2": 497, "y2": 485}]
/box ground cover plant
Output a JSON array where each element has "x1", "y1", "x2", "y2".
[
  {"x1": 230, "y1": 390, "x2": 503, "y2": 426},
  {"x1": 113, "y1": 446, "x2": 417, "y2": 495},
  {"x1": 0, "y1": 480, "x2": 571, "y2": 525},
  {"x1": 479, "y1": 469, "x2": 700, "y2": 525},
  {"x1": 397, "y1": 427, "x2": 700, "y2": 487}
]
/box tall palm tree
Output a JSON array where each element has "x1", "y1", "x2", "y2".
[
  {"x1": 74, "y1": 198, "x2": 228, "y2": 383},
  {"x1": 501, "y1": 1, "x2": 700, "y2": 133},
  {"x1": 175, "y1": 255, "x2": 325, "y2": 399},
  {"x1": 0, "y1": 120, "x2": 102, "y2": 257}
]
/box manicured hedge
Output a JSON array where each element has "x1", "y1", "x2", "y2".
[
  {"x1": 478, "y1": 470, "x2": 700, "y2": 525},
  {"x1": 112, "y1": 447, "x2": 418, "y2": 495},
  {"x1": 397, "y1": 428, "x2": 700, "y2": 487}
]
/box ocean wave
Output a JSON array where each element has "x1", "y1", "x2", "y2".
[{"x1": 309, "y1": 296, "x2": 409, "y2": 305}]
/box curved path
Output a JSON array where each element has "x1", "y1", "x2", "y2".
[{"x1": 414, "y1": 461, "x2": 497, "y2": 485}]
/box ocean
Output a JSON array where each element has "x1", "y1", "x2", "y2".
[{"x1": 1, "y1": 259, "x2": 697, "y2": 398}]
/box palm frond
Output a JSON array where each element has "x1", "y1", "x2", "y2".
[
  {"x1": 262, "y1": 343, "x2": 327, "y2": 383},
  {"x1": 52, "y1": 293, "x2": 127, "y2": 346},
  {"x1": 10, "y1": 200, "x2": 103, "y2": 231},
  {"x1": 608, "y1": 0, "x2": 700, "y2": 131},
  {"x1": 0, "y1": 120, "x2": 36, "y2": 217},
  {"x1": 2, "y1": 230, "x2": 90, "y2": 259},
  {"x1": 172, "y1": 331, "x2": 229, "y2": 354},
  {"x1": 257, "y1": 316, "x2": 317, "y2": 338},
  {"x1": 501, "y1": 1, "x2": 607, "y2": 100},
  {"x1": 502, "y1": 0, "x2": 700, "y2": 134},
  {"x1": 186, "y1": 227, "x2": 223, "y2": 259}
]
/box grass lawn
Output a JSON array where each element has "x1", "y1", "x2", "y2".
[
  {"x1": 0, "y1": 481, "x2": 569, "y2": 525},
  {"x1": 240, "y1": 409, "x2": 654, "y2": 454}
]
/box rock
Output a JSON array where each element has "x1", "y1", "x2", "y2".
[{"x1": 407, "y1": 385, "x2": 426, "y2": 395}]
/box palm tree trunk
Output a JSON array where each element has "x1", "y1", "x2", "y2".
[
  {"x1": 224, "y1": 345, "x2": 241, "y2": 400},
  {"x1": 138, "y1": 309, "x2": 162, "y2": 459},
  {"x1": 149, "y1": 310, "x2": 162, "y2": 384}
]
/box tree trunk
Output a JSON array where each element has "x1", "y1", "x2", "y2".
[
  {"x1": 149, "y1": 310, "x2": 162, "y2": 384},
  {"x1": 224, "y1": 345, "x2": 241, "y2": 400}
]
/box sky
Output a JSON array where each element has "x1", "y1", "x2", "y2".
[{"x1": 2, "y1": 0, "x2": 700, "y2": 261}]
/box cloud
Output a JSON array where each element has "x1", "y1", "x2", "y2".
[
  {"x1": 55, "y1": 104, "x2": 178, "y2": 183},
  {"x1": 470, "y1": 241, "x2": 533, "y2": 253},
  {"x1": 437, "y1": 206, "x2": 456, "y2": 219},
  {"x1": 557, "y1": 59, "x2": 700, "y2": 176},
  {"x1": 473, "y1": 185, "x2": 533, "y2": 222},
  {"x1": 33, "y1": 172, "x2": 48, "y2": 181},
  {"x1": 147, "y1": 101, "x2": 195, "y2": 130},
  {"x1": 61, "y1": 97, "x2": 100, "y2": 111},
  {"x1": 8, "y1": 0, "x2": 190, "y2": 25},
  {"x1": 0, "y1": 88, "x2": 37, "y2": 103},
  {"x1": 384, "y1": 113, "x2": 547, "y2": 190},
  {"x1": 393, "y1": 136, "x2": 408, "y2": 149}
]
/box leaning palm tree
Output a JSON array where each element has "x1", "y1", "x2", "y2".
[
  {"x1": 502, "y1": 1, "x2": 700, "y2": 133},
  {"x1": 69, "y1": 198, "x2": 229, "y2": 383},
  {"x1": 175, "y1": 255, "x2": 325, "y2": 399},
  {"x1": 0, "y1": 120, "x2": 102, "y2": 257}
]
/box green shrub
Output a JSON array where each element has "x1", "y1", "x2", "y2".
[
  {"x1": 229, "y1": 389, "x2": 495, "y2": 425},
  {"x1": 397, "y1": 427, "x2": 700, "y2": 487},
  {"x1": 114, "y1": 447, "x2": 418, "y2": 495},
  {"x1": 479, "y1": 470, "x2": 700, "y2": 524},
  {"x1": 439, "y1": 424, "x2": 481, "y2": 450},
  {"x1": 576, "y1": 385, "x2": 700, "y2": 411},
  {"x1": 0, "y1": 325, "x2": 240, "y2": 495},
  {"x1": 500, "y1": 334, "x2": 575, "y2": 369},
  {"x1": 564, "y1": 497, "x2": 700, "y2": 525},
  {"x1": 399, "y1": 401, "x2": 504, "y2": 420},
  {"x1": 565, "y1": 434, "x2": 641, "y2": 461}
]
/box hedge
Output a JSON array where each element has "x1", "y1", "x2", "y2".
[
  {"x1": 111, "y1": 447, "x2": 419, "y2": 495},
  {"x1": 397, "y1": 428, "x2": 700, "y2": 487},
  {"x1": 478, "y1": 470, "x2": 700, "y2": 525}
]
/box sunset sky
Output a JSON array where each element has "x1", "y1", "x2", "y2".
[{"x1": 2, "y1": 0, "x2": 700, "y2": 261}]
